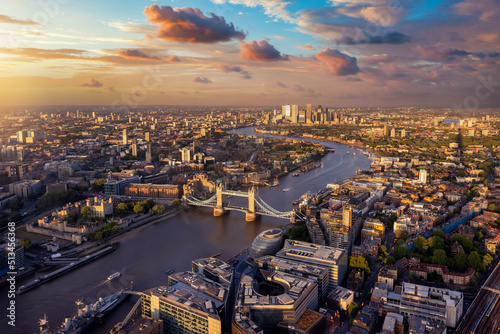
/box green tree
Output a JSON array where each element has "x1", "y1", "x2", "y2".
[
  {"x1": 117, "y1": 202, "x2": 128, "y2": 212},
  {"x1": 394, "y1": 246, "x2": 409, "y2": 260},
  {"x1": 349, "y1": 256, "x2": 370, "y2": 276},
  {"x1": 454, "y1": 251, "x2": 468, "y2": 272},
  {"x1": 133, "y1": 203, "x2": 145, "y2": 214},
  {"x1": 483, "y1": 253, "x2": 493, "y2": 268},
  {"x1": 379, "y1": 245, "x2": 388, "y2": 258},
  {"x1": 141, "y1": 199, "x2": 155, "y2": 211},
  {"x1": 467, "y1": 251, "x2": 483, "y2": 272},
  {"x1": 27, "y1": 192, "x2": 37, "y2": 200},
  {"x1": 415, "y1": 236, "x2": 429, "y2": 255},
  {"x1": 395, "y1": 230, "x2": 408, "y2": 240},
  {"x1": 475, "y1": 230, "x2": 484, "y2": 240},
  {"x1": 9, "y1": 198, "x2": 24, "y2": 211},
  {"x1": 92, "y1": 179, "x2": 106, "y2": 192},
  {"x1": 386, "y1": 256, "x2": 396, "y2": 265},
  {"x1": 428, "y1": 236, "x2": 445, "y2": 252},
  {"x1": 431, "y1": 249, "x2": 447, "y2": 266},
  {"x1": 19, "y1": 239, "x2": 31, "y2": 249},
  {"x1": 152, "y1": 205, "x2": 165, "y2": 215},
  {"x1": 171, "y1": 199, "x2": 182, "y2": 208},
  {"x1": 348, "y1": 301, "x2": 359, "y2": 318},
  {"x1": 432, "y1": 229, "x2": 445, "y2": 239},
  {"x1": 81, "y1": 206, "x2": 92, "y2": 217}
]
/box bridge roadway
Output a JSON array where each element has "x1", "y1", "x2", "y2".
[{"x1": 457, "y1": 258, "x2": 500, "y2": 333}]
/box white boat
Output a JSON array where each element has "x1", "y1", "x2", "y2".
[
  {"x1": 272, "y1": 177, "x2": 279, "y2": 187},
  {"x1": 107, "y1": 272, "x2": 122, "y2": 281},
  {"x1": 283, "y1": 188, "x2": 290, "y2": 192}
]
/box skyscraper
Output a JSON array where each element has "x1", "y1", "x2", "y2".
[
  {"x1": 306, "y1": 104, "x2": 312, "y2": 122},
  {"x1": 180, "y1": 147, "x2": 191, "y2": 163},
  {"x1": 291, "y1": 105, "x2": 299, "y2": 123},
  {"x1": 419, "y1": 169, "x2": 428, "y2": 184},
  {"x1": 145, "y1": 132, "x2": 150, "y2": 142},
  {"x1": 122, "y1": 129, "x2": 128, "y2": 145}
]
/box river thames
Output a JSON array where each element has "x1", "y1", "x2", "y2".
[{"x1": 0, "y1": 127, "x2": 372, "y2": 334}]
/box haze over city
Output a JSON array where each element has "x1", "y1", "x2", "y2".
[{"x1": 1, "y1": 0, "x2": 499, "y2": 107}]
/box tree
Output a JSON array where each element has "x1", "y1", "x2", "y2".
[
  {"x1": 117, "y1": 202, "x2": 128, "y2": 212},
  {"x1": 27, "y1": 192, "x2": 37, "y2": 200},
  {"x1": 394, "y1": 246, "x2": 409, "y2": 260},
  {"x1": 379, "y1": 245, "x2": 388, "y2": 258},
  {"x1": 431, "y1": 249, "x2": 447, "y2": 266},
  {"x1": 171, "y1": 199, "x2": 182, "y2": 208},
  {"x1": 386, "y1": 256, "x2": 396, "y2": 265},
  {"x1": 467, "y1": 251, "x2": 483, "y2": 272},
  {"x1": 432, "y1": 229, "x2": 445, "y2": 239},
  {"x1": 483, "y1": 253, "x2": 493, "y2": 268},
  {"x1": 19, "y1": 239, "x2": 31, "y2": 249},
  {"x1": 141, "y1": 199, "x2": 155, "y2": 211},
  {"x1": 475, "y1": 230, "x2": 484, "y2": 240},
  {"x1": 92, "y1": 179, "x2": 106, "y2": 192},
  {"x1": 395, "y1": 230, "x2": 408, "y2": 240},
  {"x1": 9, "y1": 198, "x2": 24, "y2": 211},
  {"x1": 415, "y1": 236, "x2": 429, "y2": 255},
  {"x1": 454, "y1": 251, "x2": 468, "y2": 272},
  {"x1": 428, "y1": 236, "x2": 445, "y2": 252},
  {"x1": 349, "y1": 256, "x2": 370, "y2": 276},
  {"x1": 152, "y1": 205, "x2": 165, "y2": 215},
  {"x1": 81, "y1": 206, "x2": 92, "y2": 217},
  {"x1": 348, "y1": 301, "x2": 359, "y2": 318},
  {"x1": 133, "y1": 203, "x2": 145, "y2": 215}
]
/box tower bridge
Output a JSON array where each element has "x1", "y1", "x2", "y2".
[{"x1": 184, "y1": 182, "x2": 295, "y2": 222}]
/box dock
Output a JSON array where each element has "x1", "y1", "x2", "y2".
[{"x1": 17, "y1": 246, "x2": 115, "y2": 294}]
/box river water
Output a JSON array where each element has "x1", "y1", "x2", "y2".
[{"x1": 0, "y1": 127, "x2": 372, "y2": 334}]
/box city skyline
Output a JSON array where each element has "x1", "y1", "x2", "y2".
[{"x1": 1, "y1": 0, "x2": 499, "y2": 107}]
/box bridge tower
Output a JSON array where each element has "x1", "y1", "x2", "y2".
[
  {"x1": 246, "y1": 186, "x2": 260, "y2": 221},
  {"x1": 213, "y1": 182, "x2": 226, "y2": 216}
]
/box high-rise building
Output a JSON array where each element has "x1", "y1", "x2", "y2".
[
  {"x1": 145, "y1": 132, "x2": 150, "y2": 142},
  {"x1": 390, "y1": 128, "x2": 396, "y2": 137},
  {"x1": 141, "y1": 285, "x2": 223, "y2": 334},
  {"x1": 180, "y1": 147, "x2": 191, "y2": 163},
  {"x1": 145, "y1": 144, "x2": 152, "y2": 163},
  {"x1": 122, "y1": 129, "x2": 128, "y2": 145},
  {"x1": 384, "y1": 124, "x2": 390, "y2": 137},
  {"x1": 131, "y1": 144, "x2": 138, "y2": 157},
  {"x1": 306, "y1": 104, "x2": 312, "y2": 121},
  {"x1": 419, "y1": 169, "x2": 428, "y2": 184},
  {"x1": 276, "y1": 240, "x2": 348, "y2": 290},
  {"x1": 401, "y1": 129, "x2": 406, "y2": 138},
  {"x1": 282, "y1": 104, "x2": 291, "y2": 117}
]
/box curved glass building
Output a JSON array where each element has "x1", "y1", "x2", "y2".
[{"x1": 248, "y1": 229, "x2": 284, "y2": 259}]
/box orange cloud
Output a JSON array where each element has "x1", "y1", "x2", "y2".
[
  {"x1": 144, "y1": 5, "x2": 245, "y2": 43},
  {"x1": 117, "y1": 49, "x2": 160, "y2": 60},
  {"x1": 315, "y1": 48, "x2": 360, "y2": 76},
  {"x1": 240, "y1": 40, "x2": 288, "y2": 61},
  {"x1": 297, "y1": 44, "x2": 315, "y2": 50}
]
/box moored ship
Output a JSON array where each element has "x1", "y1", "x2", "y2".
[{"x1": 39, "y1": 289, "x2": 129, "y2": 334}]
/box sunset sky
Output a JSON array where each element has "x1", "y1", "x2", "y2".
[{"x1": 0, "y1": 0, "x2": 499, "y2": 107}]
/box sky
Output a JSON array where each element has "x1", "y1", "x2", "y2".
[{"x1": 0, "y1": 0, "x2": 499, "y2": 108}]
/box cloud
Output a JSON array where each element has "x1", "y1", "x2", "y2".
[
  {"x1": 315, "y1": 48, "x2": 360, "y2": 76},
  {"x1": 240, "y1": 40, "x2": 289, "y2": 61},
  {"x1": 211, "y1": 0, "x2": 296, "y2": 23},
  {"x1": 167, "y1": 55, "x2": 181, "y2": 62},
  {"x1": 81, "y1": 79, "x2": 103, "y2": 87},
  {"x1": 276, "y1": 81, "x2": 287, "y2": 88},
  {"x1": 336, "y1": 31, "x2": 410, "y2": 45},
  {"x1": 293, "y1": 84, "x2": 305, "y2": 92},
  {"x1": 0, "y1": 14, "x2": 41, "y2": 26},
  {"x1": 297, "y1": 44, "x2": 315, "y2": 50},
  {"x1": 117, "y1": 49, "x2": 160, "y2": 60},
  {"x1": 218, "y1": 64, "x2": 252, "y2": 79},
  {"x1": 194, "y1": 76, "x2": 213, "y2": 84},
  {"x1": 144, "y1": 4, "x2": 245, "y2": 43},
  {"x1": 108, "y1": 21, "x2": 156, "y2": 34},
  {"x1": 359, "y1": 6, "x2": 407, "y2": 27},
  {"x1": 416, "y1": 45, "x2": 471, "y2": 60}
]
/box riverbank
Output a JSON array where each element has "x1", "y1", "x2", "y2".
[{"x1": 253, "y1": 126, "x2": 381, "y2": 160}]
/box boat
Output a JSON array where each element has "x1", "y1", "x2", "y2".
[
  {"x1": 353, "y1": 152, "x2": 356, "y2": 156},
  {"x1": 283, "y1": 188, "x2": 290, "y2": 192},
  {"x1": 292, "y1": 173, "x2": 300, "y2": 177},
  {"x1": 271, "y1": 177, "x2": 279, "y2": 187},
  {"x1": 40, "y1": 290, "x2": 129, "y2": 334},
  {"x1": 107, "y1": 272, "x2": 122, "y2": 281},
  {"x1": 210, "y1": 251, "x2": 222, "y2": 258},
  {"x1": 346, "y1": 151, "x2": 350, "y2": 154},
  {"x1": 165, "y1": 269, "x2": 175, "y2": 275}
]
